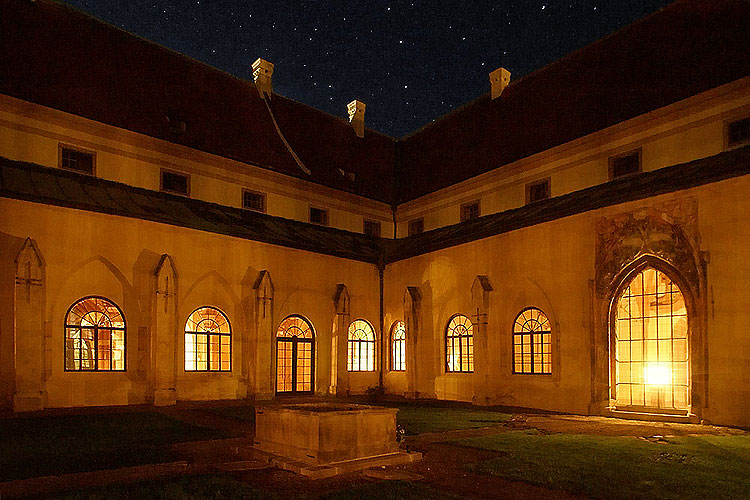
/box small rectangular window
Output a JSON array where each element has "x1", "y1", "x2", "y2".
[
  {"x1": 526, "y1": 179, "x2": 550, "y2": 204},
  {"x1": 310, "y1": 206, "x2": 328, "y2": 226},
  {"x1": 161, "y1": 169, "x2": 190, "y2": 195},
  {"x1": 364, "y1": 219, "x2": 381, "y2": 237},
  {"x1": 59, "y1": 145, "x2": 95, "y2": 175},
  {"x1": 408, "y1": 218, "x2": 424, "y2": 236},
  {"x1": 460, "y1": 200, "x2": 481, "y2": 222},
  {"x1": 242, "y1": 190, "x2": 266, "y2": 212},
  {"x1": 609, "y1": 150, "x2": 641, "y2": 179},
  {"x1": 728, "y1": 117, "x2": 750, "y2": 147}
]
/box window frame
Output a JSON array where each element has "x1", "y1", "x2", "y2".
[
  {"x1": 512, "y1": 307, "x2": 552, "y2": 375},
  {"x1": 64, "y1": 296, "x2": 126, "y2": 372},
  {"x1": 58, "y1": 143, "x2": 96, "y2": 176},
  {"x1": 608, "y1": 148, "x2": 642, "y2": 180},
  {"x1": 276, "y1": 314, "x2": 315, "y2": 394},
  {"x1": 725, "y1": 115, "x2": 750, "y2": 150},
  {"x1": 460, "y1": 200, "x2": 481, "y2": 222},
  {"x1": 408, "y1": 217, "x2": 424, "y2": 236},
  {"x1": 363, "y1": 219, "x2": 382, "y2": 237},
  {"x1": 445, "y1": 314, "x2": 474, "y2": 373},
  {"x1": 184, "y1": 306, "x2": 232, "y2": 372},
  {"x1": 390, "y1": 320, "x2": 406, "y2": 372},
  {"x1": 241, "y1": 189, "x2": 266, "y2": 213},
  {"x1": 160, "y1": 168, "x2": 191, "y2": 196},
  {"x1": 525, "y1": 178, "x2": 551, "y2": 204},
  {"x1": 309, "y1": 205, "x2": 329, "y2": 226},
  {"x1": 347, "y1": 319, "x2": 377, "y2": 372}
]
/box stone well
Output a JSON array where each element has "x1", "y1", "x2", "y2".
[{"x1": 254, "y1": 403, "x2": 400, "y2": 465}]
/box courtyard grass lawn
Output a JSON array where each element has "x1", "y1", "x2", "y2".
[
  {"x1": 457, "y1": 430, "x2": 750, "y2": 500},
  {"x1": 45, "y1": 475, "x2": 466, "y2": 500},
  {"x1": 395, "y1": 406, "x2": 511, "y2": 435},
  {"x1": 0, "y1": 412, "x2": 229, "y2": 482}
]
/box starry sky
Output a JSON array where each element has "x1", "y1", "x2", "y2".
[{"x1": 64, "y1": 0, "x2": 673, "y2": 137}]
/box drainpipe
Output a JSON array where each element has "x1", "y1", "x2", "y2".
[{"x1": 378, "y1": 258, "x2": 385, "y2": 388}]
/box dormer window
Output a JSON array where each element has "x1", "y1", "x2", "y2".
[
  {"x1": 526, "y1": 178, "x2": 550, "y2": 204},
  {"x1": 728, "y1": 117, "x2": 750, "y2": 148},
  {"x1": 408, "y1": 218, "x2": 424, "y2": 236},
  {"x1": 161, "y1": 169, "x2": 190, "y2": 196},
  {"x1": 242, "y1": 190, "x2": 266, "y2": 212},
  {"x1": 609, "y1": 150, "x2": 641, "y2": 179},
  {"x1": 364, "y1": 219, "x2": 381, "y2": 237},
  {"x1": 310, "y1": 206, "x2": 329, "y2": 226},
  {"x1": 460, "y1": 200, "x2": 480, "y2": 222}
]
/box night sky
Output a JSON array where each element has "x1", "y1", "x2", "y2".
[{"x1": 64, "y1": 0, "x2": 672, "y2": 137}]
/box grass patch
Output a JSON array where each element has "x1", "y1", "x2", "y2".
[
  {"x1": 202, "y1": 405, "x2": 256, "y2": 423},
  {"x1": 46, "y1": 475, "x2": 465, "y2": 500},
  {"x1": 395, "y1": 406, "x2": 510, "y2": 435},
  {"x1": 0, "y1": 412, "x2": 228, "y2": 482},
  {"x1": 457, "y1": 430, "x2": 750, "y2": 500}
]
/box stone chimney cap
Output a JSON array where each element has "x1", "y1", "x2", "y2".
[
  {"x1": 252, "y1": 58, "x2": 274, "y2": 96},
  {"x1": 489, "y1": 67, "x2": 511, "y2": 100},
  {"x1": 347, "y1": 100, "x2": 366, "y2": 138}
]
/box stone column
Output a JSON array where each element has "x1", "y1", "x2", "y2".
[
  {"x1": 153, "y1": 254, "x2": 177, "y2": 406},
  {"x1": 332, "y1": 284, "x2": 350, "y2": 394},
  {"x1": 471, "y1": 275, "x2": 493, "y2": 406},
  {"x1": 253, "y1": 270, "x2": 275, "y2": 399},
  {"x1": 403, "y1": 286, "x2": 421, "y2": 399},
  {"x1": 13, "y1": 238, "x2": 45, "y2": 412}
]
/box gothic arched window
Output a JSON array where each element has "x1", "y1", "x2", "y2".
[
  {"x1": 185, "y1": 307, "x2": 231, "y2": 371},
  {"x1": 446, "y1": 314, "x2": 473, "y2": 372},
  {"x1": 513, "y1": 307, "x2": 551, "y2": 374},
  {"x1": 348, "y1": 319, "x2": 376, "y2": 371},
  {"x1": 65, "y1": 296, "x2": 126, "y2": 371},
  {"x1": 391, "y1": 320, "x2": 406, "y2": 371}
]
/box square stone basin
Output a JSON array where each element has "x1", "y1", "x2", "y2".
[{"x1": 254, "y1": 403, "x2": 399, "y2": 465}]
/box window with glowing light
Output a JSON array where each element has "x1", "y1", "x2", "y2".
[
  {"x1": 391, "y1": 321, "x2": 406, "y2": 371},
  {"x1": 64, "y1": 296, "x2": 125, "y2": 371},
  {"x1": 347, "y1": 319, "x2": 376, "y2": 371},
  {"x1": 513, "y1": 308, "x2": 551, "y2": 374},
  {"x1": 276, "y1": 315, "x2": 314, "y2": 393},
  {"x1": 613, "y1": 267, "x2": 689, "y2": 411},
  {"x1": 445, "y1": 314, "x2": 473, "y2": 372},
  {"x1": 184, "y1": 307, "x2": 231, "y2": 371}
]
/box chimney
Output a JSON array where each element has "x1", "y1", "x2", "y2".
[
  {"x1": 252, "y1": 58, "x2": 274, "y2": 97},
  {"x1": 347, "y1": 100, "x2": 366, "y2": 138},
  {"x1": 489, "y1": 67, "x2": 511, "y2": 99}
]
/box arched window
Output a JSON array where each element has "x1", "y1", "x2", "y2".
[
  {"x1": 446, "y1": 314, "x2": 473, "y2": 372},
  {"x1": 613, "y1": 267, "x2": 689, "y2": 411},
  {"x1": 276, "y1": 315, "x2": 315, "y2": 393},
  {"x1": 513, "y1": 307, "x2": 551, "y2": 374},
  {"x1": 348, "y1": 319, "x2": 376, "y2": 371},
  {"x1": 391, "y1": 321, "x2": 406, "y2": 371},
  {"x1": 65, "y1": 296, "x2": 125, "y2": 371},
  {"x1": 185, "y1": 307, "x2": 231, "y2": 371}
]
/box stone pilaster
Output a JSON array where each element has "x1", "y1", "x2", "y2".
[
  {"x1": 471, "y1": 276, "x2": 493, "y2": 406},
  {"x1": 403, "y1": 286, "x2": 421, "y2": 398},
  {"x1": 332, "y1": 284, "x2": 350, "y2": 394},
  {"x1": 13, "y1": 238, "x2": 45, "y2": 412},
  {"x1": 153, "y1": 254, "x2": 177, "y2": 406},
  {"x1": 253, "y1": 270, "x2": 275, "y2": 399}
]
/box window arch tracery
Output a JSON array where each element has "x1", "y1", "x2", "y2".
[
  {"x1": 391, "y1": 320, "x2": 406, "y2": 371},
  {"x1": 446, "y1": 314, "x2": 473, "y2": 372},
  {"x1": 64, "y1": 296, "x2": 126, "y2": 371},
  {"x1": 513, "y1": 307, "x2": 551, "y2": 374},
  {"x1": 348, "y1": 319, "x2": 376, "y2": 371},
  {"x1": 185, "y1": 306, "x2": 231, "y2": 371}
]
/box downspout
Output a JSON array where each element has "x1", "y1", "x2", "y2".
[{"x1": 378, "y1": 258, "x2": 385, "y2": 388}]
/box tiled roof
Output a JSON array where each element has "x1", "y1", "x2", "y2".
[
  {"x1": 396, "y1": 0, "x2": 750, "y2": 202},
  {"x1": 385, "y1": 145, "x2": 750, "y2": 262},
  {"x1": 0, "y1": 0, "x2": 396, "y2": 203},
  {"x1": 2, "y1": 147, "x2": 749, "y2": 265}
]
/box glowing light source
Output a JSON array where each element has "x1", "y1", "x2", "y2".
[{"x1": 644, "y1": 364, "x2": 672, "y2": 386}]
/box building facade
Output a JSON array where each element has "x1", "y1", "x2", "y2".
[{"x1": 1, "y1": 0, "x2": 749, "y2": 427}]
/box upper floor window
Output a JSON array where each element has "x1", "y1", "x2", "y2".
[
  {"x1": 526, "y1": 178, "x2": 550, "y2": 204},
  {"x1": 460, "y1": 200, "x2": 481, "y2": 222},
  {"x1": 161, "y1": 169, "x2": 190, "y2": 196},
  {"x1": 347, "y1": 319, "x2": 376, "y2": 371},
  {"x1": 728, "y1": 117, "x2": 750, "y2": 148},
  {"x1": 242, "y1": 189, "x2": 266, "y2": 212},
  {"x1": 185, "y1": 307, "x2": 231, "y2": 371},
  {"x1": 609, "y1": 150, "x2": 641, "y2": 179},
  {"x1": 513, "y1": 307, "x2": 551, "y2": 374},
  {"x1": 391, "y1": 320, "x2": 406, "y2": 371},
  {"x1": 408, "y1": 218, "x2": 424, "y2": 236},
  {"x1": 310, "y1": 206, "x2": 329, "y2": 226},
  {"x1": 59, "y1": 145, "x2": 95, "y2": 175},
  {"x1": 446, "y1": 314, "x2": 473, "y2": 373},
  {"x1": 364, "y1": 219, "x2": 382, "y2": 237},
  {"x1": 65, "y1": 296, "x2": 125, "y2": 371}
]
